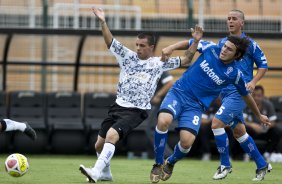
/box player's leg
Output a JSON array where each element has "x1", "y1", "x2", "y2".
[
  {"x1": 161, "y1": 100, "x2": 202, "y2": 181},
  {"x1": 0, "y1": 119, "x2": 36, "y2": 140},
  {"x1": 162, "y1": 130, "x2": 195, "y2": 181},
  {"x1": 150, "y1": 90, "x2": 180, "y2": 183},
  {"x1": 100, "y1": 105, "x2": 148, "y2": 182},
  {"x1": 91, "y1": 128, "x2": 119, "y2": 180},
  {"x1": 212, "y1": 103, "x2": 236, "y2": 179},
  {"x1": 211, "y1": 117, "x2": 232, "y2": 172},
  {"x1": 151, "y1": 112, "x2": 173, "y2": 183},
  {"x1": 233, "y1": 123, "x2": 272, "y2": 181},
  {"x1": 95, "y1": 135, "x2": 113, "y2": 181},
  {"x1": 80, "y1": 113, "x2": 115, "y2": 182},
  {"x1": 211, "y1": 95, "x2": 245, "y2": 180}
]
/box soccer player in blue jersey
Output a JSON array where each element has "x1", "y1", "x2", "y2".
[
  {"x1": 211, "y1": 10, "x2": 270, "y2": 181},
  {"x1": 150, "y1": 26, "x2": 271, "y2": 183},
  {"x1": 160, "y1": 9, "x2": 271, "y2": 182}
]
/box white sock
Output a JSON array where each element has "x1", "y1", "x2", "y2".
[
  {"x1": 94, "y1": 143, "x2": 115, "y2": 172},
  {"x1": 96, "y1": 152, "x2": 111, "y2": 172},
  {"x1": 3, "y1": 119, "x2": 26, "y2": 132},
  {"x1": 236, "y1": 133, "x2": 249, "y2": 143}
]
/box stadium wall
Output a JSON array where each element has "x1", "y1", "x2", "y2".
[{"x1": 0, "y1": 28, "x2": 281, "y2": 97}]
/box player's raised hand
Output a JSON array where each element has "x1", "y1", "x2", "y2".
[
  {"x1": 191, "y1": 25, "x2": 203, "y2": 42},
  {"x1": 92, "y1": 7, "x2": 105, "y2": 23},
  {"x1": 259, "y1": 114, "x2": 271, "y2": 127},
  {"x1": 161, "y1": 46, "x2": 173, "y2": 61}
]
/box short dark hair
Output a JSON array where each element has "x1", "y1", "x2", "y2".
[
  {"x1": 254, "y1": 85, "x2": 265, "y2": 95},
  {"x1": 137, "y1": 32, "x2": 156, "y2": 46},
  {"x1": 227, "y1": 36, "x2": 250, "y2": 60}
]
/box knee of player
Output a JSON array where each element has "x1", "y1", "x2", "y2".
[
  {"x1": 232, "y1": 123, "x2": 246, "y2": 138},
  {"x1": 105, "y1": 128, "x2": 120, "y2": 144},
  {"x1": 179, "y1": 140, "x2": 193, "y2": 149},
  {"x1": 211, "y1": 118, "x2": 225, "y2": 129},
  {"x1": 157, "y1": 113, "x2": 173, "y2": 129}
]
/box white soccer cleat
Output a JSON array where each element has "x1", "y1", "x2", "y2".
[
  {"x1": 85, "y1": 165, "x2": 113, "y2": 182},
  {"x1": 213, "y1": 165, "x2": 232, "y2": 180},
  {"x1": 252, "y1": 163, "x2": 272, "y2": 181},
  {"x1": 79, "y1": 164, "x2": 100, "y2": 183},
  {"x1": 100, "y1": 165, "x2": 113, "y2": 181}
]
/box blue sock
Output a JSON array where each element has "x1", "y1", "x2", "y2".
[
  {"x1": 212, "y1": 128, "x2": 231, "y2": 167},
  {"x1": 237, "y1": 133, "x2": 267, "y2": 169},
  {"x1": 167, "y1": 142, "x2": 190, "y2": 164},
  {"x1": 154, "y1": 126, "x2": 168, "y2": 165}
]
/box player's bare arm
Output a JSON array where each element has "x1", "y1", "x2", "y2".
[
  {"x1": 92, "y1": 7, "x2": 113, "y2": 48},
  {"x1": 242, "y1": 94, "x2": 271, "y2": 127},
  {"x1": 161, "y1": 40, "x2": 189, "y2": 60},
  {"x1": 247, "y1": 68, "x2": 267, "y2": 93},
  {"x1": 180, "y1": 25, "x2": 203, "y2": 66}
]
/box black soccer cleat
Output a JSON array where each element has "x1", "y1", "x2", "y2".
[{"x1": 23, "y1": 122, "x2": 37, "y2": 140}]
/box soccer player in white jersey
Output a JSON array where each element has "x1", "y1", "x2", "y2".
[
  {"x1": 150, "y1": 26, "x2": 271, "y2": 183},
  {"x1": 160, "y1": 9, "x2": 271, "y2": 182},
  {"x1": 0, "y1": 119, "x2": 37, "y2": 140},
  {"x1": 79, "y1": 7, "x2": 202, "y2": 183}
]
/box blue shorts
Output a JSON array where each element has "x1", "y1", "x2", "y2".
[
  {"x1": 215, "y1": 92, "x2": 246, "y2": 129},
  {"x1": 159, "y1": 88, "x2": 204, "y2": 135}
]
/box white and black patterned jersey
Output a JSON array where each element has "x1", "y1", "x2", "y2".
[{"x1": 109, "y1": 38, "x2": 180, "y2": 110}]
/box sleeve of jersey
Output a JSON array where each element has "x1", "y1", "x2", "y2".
[
  {"x1": 109, "y1": 38, "x2": 133, "y2": 66},
  {"x1": 188, "y1": 39, "x2": 216, "y2": 53},
  {"x1": 251, "y1": 41, "x2": 268, "y2": 69},
  {"x1": 162, "y1": 57, "x2": 181, "y2": 71},
  {"x1": 234, "y1": 70, "x2": 249, "y2": 96}
]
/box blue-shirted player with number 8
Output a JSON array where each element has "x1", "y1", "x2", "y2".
[{"x1": 150, "y1": 25, "x2": 271, "y2": 183}]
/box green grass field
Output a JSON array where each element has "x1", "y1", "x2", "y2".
[{"x1": 0, "y1": 154, "x2": 281, "y2": 184}]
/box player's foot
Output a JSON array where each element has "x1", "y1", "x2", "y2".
[
  {"x1": 252, "y1": 163, "x2": 272, "y2": 181},
  {"x1": 150, "y1": 163, "x2": 163, "y2": 183},
  {"x1": 86, "y1": 165, "x2": 113, "y2": 182},
  {"x1": 23, "y1": 122, "x2": 37, "y2": 140},
  {"x1": 161, "y1": 159, "x2": 174, "y2": 181},
  {"x1": 213, "y1": 165, "x2": 232, "y2": 180},
  {"x1": 100, "y1": 165, "x2": 113, "y2": 181},
  {"x1": 79, "y1": 164, "x2": 100, "y2": 183}
]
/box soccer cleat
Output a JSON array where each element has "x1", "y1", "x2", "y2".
[
  {"x1": 100, "y1": 165, "x2": 113, "y2": 181},
  {"x1": 252, "y1": 163, "x2": 272, "y2": 181},
  {"x1": 150, "y1": 164, "x2": 163, "y2": 183},
  {"x1": 79, "y1": 165, "x2": 100, "y2": 183},
  {"x1": 23, "y1": 122, "x2": 37, "y2": 140},
  {"x1": 213, "y1": 165, "x2": 232, "y2": 180},
  {"x1": 161, "y1": 159, "x2": 174, "y2": 181},
  {"x1": 86, "y1": 165, "x2": 113, "y2": 182}
]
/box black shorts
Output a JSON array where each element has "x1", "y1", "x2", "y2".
[{"x1": 98, "y1": 103, "x2": 148, "y2": 140}]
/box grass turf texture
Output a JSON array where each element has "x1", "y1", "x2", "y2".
[{"x1": 1, "y1": 155, "x2": 281, "y2": 184}]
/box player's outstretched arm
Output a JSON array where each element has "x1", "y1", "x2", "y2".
[
  {"x1": 242, "y1": 94, "x2": 271, "y2": 127},
  {"x1": 180, "y1": 25, "x2": 203, "y2": 66},
  {"x1": 161, "y1": 40, "x2": 189, "y2": 61},
  {"x1": 92, "y1": 7, "x2": 113, "y2": 48}
]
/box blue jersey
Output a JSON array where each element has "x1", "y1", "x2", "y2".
[
  {"x1": 174, "y1": 44, "x2": 249, "y2": 110},
  {"x1": 217, "y1": 33, "x2": 268, "y2": 96}
]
